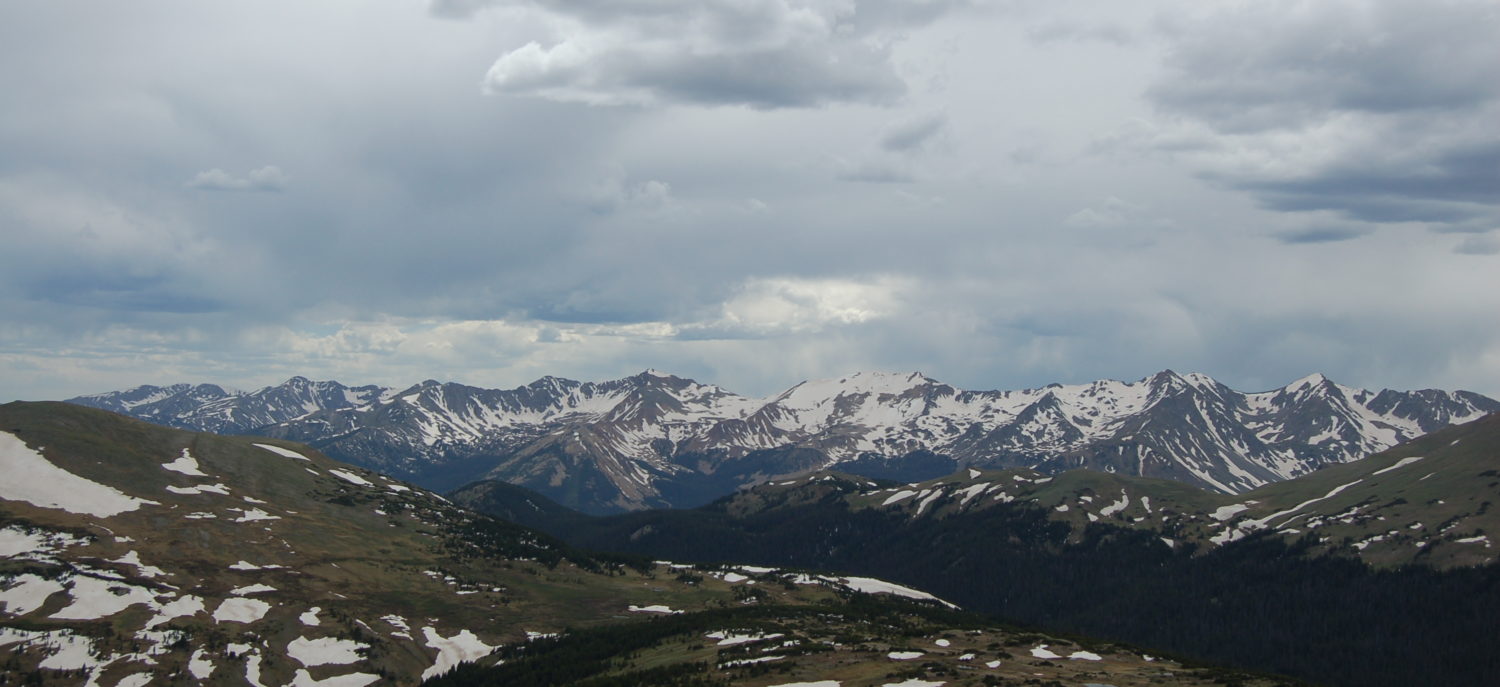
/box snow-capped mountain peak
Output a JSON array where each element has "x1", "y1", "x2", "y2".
[{"x1": 68, "y1": 370, "x2": 1499, "y2": 513}]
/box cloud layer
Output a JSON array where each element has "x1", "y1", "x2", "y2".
[{"x1": 0, "y1": 0, "x2": 1497, "y2": 402}]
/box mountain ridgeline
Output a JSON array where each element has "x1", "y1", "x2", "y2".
[
  {"x1": 452, "y1": 413, "x2": 1500, "y2": 687},
  {"x1": 69, "y1": 370, "x2": 1499, "y2": 514}
]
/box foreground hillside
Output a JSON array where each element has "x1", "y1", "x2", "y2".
[
  {"x1": 0, "y1": 402, "x2": 807, "y2": 685},
  {"x1": 1, "y1": 402, "x2": 1271, "y2": 686},
  {"x1": 69, "y1": 370, "x2": 1498, "y2": 513},
  {"x1": 454, "y1": 413, "x2": 1500, "y2": 687}
]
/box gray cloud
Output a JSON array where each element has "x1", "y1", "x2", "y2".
[
  {"x1": 458, "y1": 0, "x2": 974, "y2": 108},
  {"x1": 1454, "y1": 235, "x2": 1500, "y2": 256},
  {"x1": 1146, "y1": 0, "x2": 1500, "y2": 229},
  {"x1": 1273, "y1": 225, "x2": 1374, "y2": 245},
  {"x1": 880, "y1": 113, "x2": 947, "y2": 153},
  {"x1": 1150, "y1": 1, "x2": 1500, "y2": 129},
  {"x1": 1027, "y1": 20, "x2": 1134, "y2": 46}
]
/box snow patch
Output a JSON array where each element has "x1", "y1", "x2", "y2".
[
  {"x1": 0, "y1": 431, "x2": 157, "y2": 517},
  {"x1": 0, "y1": 575, "x2": 65, "y2": 616},
  {"x1": 835, "y1": 576, "x2": 957, "y2": 608},
  {"x1": 189, "y1": 647, "x2": 216, "y2": 679},
  {"x1": 421, "y1": 627, "x2": 496, "y2": 680},
  {"x1": 231, "y1": 583, "x2": 277, "y2": 595},
  {"x1": 232, "y1": 508, "x2": 281, "y2": 523},
  {"x1": 722, "y1": 655, "x2": 783, "y2": 667},
  {"x1": 146, "y1": 595, "x2": 206, "y2": 628},
  {"x1": 287, "y1": 636, "x2": 368, "y2": 666},
  {"x1": 254, "y1": 443, "x2": 311, "y2": 460},
  {"x1": 213, "y1": 597, "x2": 271, "y2": 623},
  {"x1": 167, "y1": 483, "x2": 232, "y2": 496},
  {"x1": 51, "y1": 575, "x2": 157, "y2": 620},
  {"x1": 111, "y1": 551, "x2": 167, "y2": 578},
  {"x1": 230, "y1": 560, "x2": 284, "y2": 571},
  {"x1": 1030, "y1": 645, "x2": 1062, "y2": 659},
  {"x1": 162, "y1": 448, "x2": 209, "y2": 476},
  {"x1": 1371, "y1": 455, "x2": 1424, "y2": 476},
  {"x1": 882, "y1": 489, "x2": 919, "y2": 506},
  {"x1": 706, "y1": 630, "x2": 784, "y2": 646},
  {"x1": 329, "y1": 469, "x2": 374, "y2": 487},
  {"x1": 1099, "y1": 491, "x2": 1130, "y2": 517},
  {"x1": 1211, "y1": 504, "x2": 1249, "y2": 521},
  {"x1": 628, "y1": 604, "x2": 682, "y2": 614}
]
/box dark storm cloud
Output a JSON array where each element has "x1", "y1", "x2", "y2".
[
  {"x1": 1147, "y1": 0, "x2": 1500, "y2": 228},
  {"x1": 1213, "y1": 139, "x2": 1500, "y2": 225}
]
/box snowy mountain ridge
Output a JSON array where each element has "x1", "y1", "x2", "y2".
[{"x1": 68, "y1": 369, "x2": 1499, "y2": 513}]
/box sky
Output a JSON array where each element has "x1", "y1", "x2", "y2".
[{"x1": 2, "y1": 0, "x2": 1498, "y2": 401}]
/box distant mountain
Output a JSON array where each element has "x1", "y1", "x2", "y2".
[
  {"x1": 69, "y1": 369, "x2": 1500, "y2": 513},
  {"x1": 454, "y1": 413, "x2": 1500, "y2": 687},
  {"x1": 0, "y1": 401, "x2": 1256, "y2": 686}
]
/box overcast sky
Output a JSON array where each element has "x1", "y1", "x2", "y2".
[{"x1": 3, "y1": 0, "x2": 1498, "y2": 401}]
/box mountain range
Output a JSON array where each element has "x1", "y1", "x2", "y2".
[
  {"x1": 68, "y1": 370, "x2": 1499, "y2": 513},
  {"x1": 0, "y1": 401, "x2": 1286, "y2": 686}
]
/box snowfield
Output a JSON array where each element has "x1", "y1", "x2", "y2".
[
  {"x1": 213, "y1": 597, "x2": 272, "y2": 623},
  {"x1": 0, "y1": 431, "x2": 156, "y2": 517},
  {"x1": 421, "y1": 627, "x2": 496, "y2": 680},
  {"x1": 287, "y1": 636, "x2": 369, "y2": 666}
]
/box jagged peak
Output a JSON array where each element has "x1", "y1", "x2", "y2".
[
  {"x1": 526, "y1": 375, "x2": 581, "y2": 391},
  {"x1": 1287, "y1": 372, "x2": 1331, "y2": 389},
  {"x1": 1148, "y1": 369, "x2": 1183, "y2": 383}
]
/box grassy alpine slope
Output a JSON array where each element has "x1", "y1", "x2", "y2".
[{"x1": 0, "y1": 402, "x2": 838, "y2": 685}]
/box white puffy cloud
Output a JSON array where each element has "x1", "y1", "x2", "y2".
[{"x1": 711, "y1": 275, "x2": 908, "y2": 336}]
